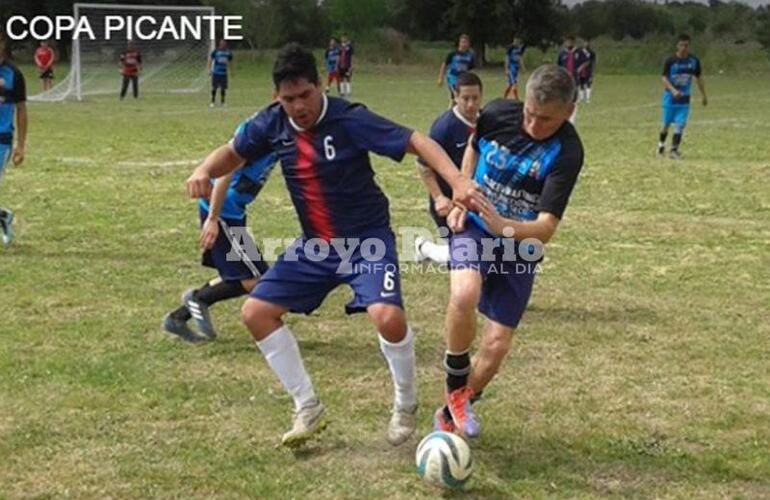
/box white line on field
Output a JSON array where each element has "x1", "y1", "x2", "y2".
[{"x1": 54, "y1": 157, "x2": 200, "y2": 167}]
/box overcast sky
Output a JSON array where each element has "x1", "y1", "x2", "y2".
[{"x1": 563, "y1": 0, "x2": 770, "y2": 6}]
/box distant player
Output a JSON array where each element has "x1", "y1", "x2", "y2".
[
  {"x1": 434, "y1": 65, "x2": 584, "y2": 438},
  {"x1": 209, "y1": 40, "x2": 233, "y2": 107},
  {"x1": 34, "y1": 41, "x2": 55, "y2": 92},
  {"x1": 337, "y1": 35, "x2": 354, "y2": 97},
  {"x1": 164, "y1": 120, "x2": 276, "y2": 342},
  {"x1": 658, "y1": 34, "x2": 707, "y2": 160},
  {"x1": 324, "y1": 37, "x2": 341, "y2": 95},
  {"x1": 556, "y1": 35, "x2": 582, "y2": 123},
  {"x1": 0, "y1": 32, "x2": 28, "y2": 248},
  {"x1": 416, "y1": 72, "x2": 483, "y2": 264},
  {"x1": 119, "y1": 40, "x2": 142, "y2": 100},
  {"x1": 185, "y1": 44, "x2": 476, "y2": 447},
  {"x1": 503, "y1": 37, "x2": 526, "y2": 100},
  {"x1": 438, "y1": 34, "x2": 476, "y2": 104},
  {"x1": 577, "y1": 39, "x2": 596, "y2": 103}
]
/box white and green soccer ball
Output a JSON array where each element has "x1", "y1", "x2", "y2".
[{"x1": 415, "y1": 431, "x2": 473, "y2": 489}]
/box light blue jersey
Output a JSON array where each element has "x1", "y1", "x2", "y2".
[{"x1": 210, "y1": 49, "x2": 233, "y2": 76}]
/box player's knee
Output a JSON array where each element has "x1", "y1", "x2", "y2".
[
  {"x1": 369, "y1": 304, "x2": 407, "y2": 341},
  {"x1": 449, "y1": 285, "x2": 481, "y2": 312},
  {"x1": 241, "y1": 299, "x2": 281, "y2": 339}
]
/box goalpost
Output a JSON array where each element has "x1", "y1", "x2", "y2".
[{"x1": 29, "y1": 3, "x2": 215, "y2": 101}]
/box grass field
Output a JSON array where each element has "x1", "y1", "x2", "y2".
[{"x1": 1, "y1": 60, "x2": 769, "y2": 498}]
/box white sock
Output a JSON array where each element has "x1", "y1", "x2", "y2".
[
  {"x1": 569, "y1": 105, "x2": 578, "y2": 125},
  {"x1": 578, "y1": 89, "x2": 585, "y2": 102},
  {"x1": 256, "y1": 325, "x2": 317, "y2": 411},
  {"x1": 379, "y1": 327, "x2": 416, "y2": 411},
  {"x1": 586, "y1": 88, "x2": 592, "y2": 102},
  {"x1": 420, "y1": 240, "x2": 450, "y2": 264}
]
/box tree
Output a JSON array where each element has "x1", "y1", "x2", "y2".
[{"x1": 757, "y1": 7, "x2": 770, "y2": 52}]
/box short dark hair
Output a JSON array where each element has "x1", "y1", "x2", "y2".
[
  {"x1": 272, "y1": 43, "x2": 319, "y2": 89},
  {"x1": 678, "y1": 33, "x2": 691, "y2": 42},
  {"x1": 456, "y1": 71, "x2": 483, "y2": 92}
]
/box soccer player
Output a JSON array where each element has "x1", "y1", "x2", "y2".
[
  {"x1": 416, "y1": 72, "x2": 483, "y2": 264},
  {"x1": 119, "y1": 40, "x2": 142, "y2": 100},
  {"x1": 209, "y1": 40, "x2": 233, "y2": 107},
  {"x1": 438, "y1": 34, "x2": 476, "y2": 104},
  {"x1": 658, "y1": 34, "x2": 707, "y2": 160},
  {"x1": 164, "y1": 119, "x2": 276, "y2": 342},
  {"x1": 503, "y1": 37, "x2": 526, "y2": 100},
  {"x1": 0, "y1": 32, "x2": 28, "y2": 248},
  {"x1": 185, "y1": 44, "x2": 476, "y2": 447},
  {"x1": 556, "y1": 35, "x2": 581, "y2": 123},
  {"x1": 434, "y1": 65, "x2": 584, "y2": 438},
  {"x1": 337, "y1": 35, "x2": 354, "y2": 97},
  {"x1": 34, "y1": 41, "x2": 55, "y2": 92},
  {"x1": 324, "y1": 38, "x2": 341, "y2": 95},
  {"x1": 577, "y1": 39, "x2": 596, "y2": 103}
]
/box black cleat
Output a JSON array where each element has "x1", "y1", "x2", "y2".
[{"x1": 162, "y1": 313, "x2": 207, "y2": 344}]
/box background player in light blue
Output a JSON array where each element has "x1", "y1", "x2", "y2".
[
  {"x1": 164, "y1": 120, "x2": 276, "y2": 343},
  {"x1": 209, "y1": 39, "x2": 233, "y2": 107},
  {"x1": 658, "y1": 34, "x2": 707, "y2": 160},
  {"x1": 437, "y1": 34, "x2": 476, "y2": 104},
  {"x1": 503, "y1": 36, "x2": 526, "y2": 100},
  {"x1": 0, "y1": 31, "x2": 28, "y2": 248}
]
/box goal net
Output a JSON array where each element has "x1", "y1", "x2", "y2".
[{"x1": 29, "y1": 3, "x2": 215, "y2": 101}]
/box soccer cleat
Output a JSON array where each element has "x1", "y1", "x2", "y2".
[
  {"x1": 0, "y1": 210, "x2": 14, "y2": 248},
  {"x1": 433, "y1": 406, "x2": 456, "y2": 433},
  {"x1": 657, "y1": 144, "x2": 665, "y2": 156},
  {"x1": 209, "y1": 102, "x2": 215, "y2": 108},
  {"x1": 669, "y1": 149, "x2": 682, "y2": 160},
  {"x1": 386, "y1": 404, "x2": 417, "y2": 446},
  {"x1": 183, "y1": 289, "x2": 217, "y2": 340},
  {"x1": 446, "y1": 386, "x2": 481, "y2": 439},
  {"x1": 414, "y1": 236, "x2": 428, "y2": 263},
  {"x1": 281, "y1": 400, "x2": 327, "y2": 448},
  {"x1": 162, "y1": 313, "x2": 207, "y2": 344}
]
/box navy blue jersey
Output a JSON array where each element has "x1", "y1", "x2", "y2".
[
  {"x1": 210, "y1": 49, "x2": 233, "y2": 76},
  {"x1": 233, "y1": 95, "x2": 413, "y2": 239},
  {"x1": 338, "y1": 43, "x2": 354, "y2": 69},
  {"x1": 200, "y1": 120, "x2": 278, "y2": 220},
  {"x1": 0, "y1": 61, "x2": 26, "y2": 143},
  {"x1": 557, "y1": 48, "x2": 582, "y2": 81},
  {"x1": 418, "y1": 106, "x2": 475, "y2": 197},
  {"x1": 470, "y1": 99, "x2": 583, "y2": 232},
  {"x1": 662, "y1": 55, "x2": 701, "y2": 106},
  {"x1": 325, "y1": 47, "x2": 340, "y2": 72},
  {"x1": 445, "y1": 50, "x2": 476, "y2": 83},
  {"x1": 506, "y1": 45, "x2": 525, "y2": 77}
]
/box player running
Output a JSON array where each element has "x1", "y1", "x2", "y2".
[
  {"x1": 164, "y1": 120, "x2": 276, "y2": 343},
  {"x1": 324, "y1": 38, "x2": 341, "y2": 95},
  {"x1": 337, "y1": 35, "x2": 354, "y2": 97},
  {"x1": 209, "y1": 40, "x2": 233, "y2": 107},
  {"x1": 657, "y1": 34, "x2": 707, "y2": 160},
  {"x1": 503, "y1": 37, "x2": 526, "y2": 100},
  {"x1": 185, "y1": 44, "x2": 476, "y2": 448},
  {"x1": 119, "y1": 40, "x2": 142, "y2": 100},
  {"x1": 438, "y1": 34, "x2": 476, "y2": 104},
  {"x1": 577, "y1": 39, "x2": 596, "y2": 103},
  {"x1": 434, "y1": 65, "x2": 584, "y2": 439},
  {"x1": 416, "y1": 72, "x2": 483, "y2": 264},
  {"x1": 0, "y1": 32, "x2": 28, "y2": 248},
  {"x1": 34, "y1": 41, "x2": 55, "y2": 92}
]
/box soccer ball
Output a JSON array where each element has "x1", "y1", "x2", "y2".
[{"x1": 415, "y1": 431, "x2": 473, "y2": 488}]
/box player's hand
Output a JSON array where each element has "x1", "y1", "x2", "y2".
[
  {"x1": 451, "y1": 176, "x2": 481, "y2": 210},
  {"x1": 12, "y1": 146, "x2": 25, "y2": 166},
  {"x1": 186, "y1": 169, "x2": 212, "y2": 199},
  {"x1": 433, "y1": 195, "x2": 452, "y2": 217},
  {"x1": 673, "y1": 90, "x2": 683, "y2": 99},
  {"x1": 474, "y1": 193, "x2": 512, "y2": 238},
  {"x1": 702, "y1": 95, "x2": 708, "y2": 107},
  {"x1": 437, "y1": 78, "x2": 443, "y2": 87},
  {"x1": 200, "y1": 217, "x2": 219, "y2": 250},
  {"x1": 447, "y1": 205, "x2": 467, "y2": 233}
]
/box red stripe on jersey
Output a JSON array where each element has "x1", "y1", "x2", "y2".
[{"x1": 295, "y1": 131, "x2": 336, "y2": 241}]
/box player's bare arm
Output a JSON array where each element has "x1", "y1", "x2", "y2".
[
  {"x1": 406, "y1": 131, "x2": 476, "y2": 209},
  {"x1": 416, "y1": 161, "x2": 452, "y2": 216},
  {"x1": 199, "y1": 171, "x2": 234, "y2": 250},
  {"x1": 662, "y1": 76, "x2": 681, "y2": 98},
  {"x1": 697, "y1": 75, "x2": 707, "y2": 106},
  {"x1": 446, "y1": 138, "x2": 480, "y2": 232},
  {"x1": 472, "y1": 192, "x2": 561, "y2": 243},
  {"x1": 186, "y1": 143, "x2": 245, "y2": 199},
  {"x1": 12, "y1": 102, "x2": 27, "y2": 166},
  {"x1": 437, "y1": 63, "x2": 446, "y2": 86}
]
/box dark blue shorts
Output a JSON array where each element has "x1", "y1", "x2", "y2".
[
  {"x1": 449, "y1": 221, "x2": 538, "y2": 329},
  {"x1": 250, "y1": 226, "x2": 403, "y2": 315},
  {"x1": 211, "y1": 74, "x2": 228, "y2": 90},
  {"x1": 199, "y1": 208, "x2": 268, "y2": 282}
]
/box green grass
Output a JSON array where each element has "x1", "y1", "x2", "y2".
[{"x1": 1, "y1": 61, "x2": 768, "y2": 498}]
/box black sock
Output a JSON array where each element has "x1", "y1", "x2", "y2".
[
  {"x1": 672, "y1": 133, "x2": 683, "y2": 151},
  {"x1": 211, "y1": 90, "x2": 216, "y2": 103},
  {"x1": 659, "y1": 131, "x2": 668, "y2": 144},
  {"x1": 220, "y1": 90, "x2": 226, "y2": 104},
  {"x1": 170, "y1": 305, "x2": 192, "y2": 322},
  {"x1": 444, "y1": 351, "x2": 470, "y2": 392},
  {"x1": 0, "y1": 208, "x2": 9, "y2": 220},
  {"x1": 442, "y1": 390, "x2": 483, "y2": 421},
  {"x1": 194, "y1": 280, "x2": 248, "y2": 306}
]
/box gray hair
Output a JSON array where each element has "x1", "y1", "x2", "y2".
[{"x1": 526, "y1": 64, "x2": 576, "y2": 106}]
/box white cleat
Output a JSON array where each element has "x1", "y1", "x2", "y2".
[
  {"x1": 281, "y1": 400, "x2": 327, "y2": 448},
  {"x1": 386, "y1": 404, "x2": 417, "y2": 446},
  {"x1": 414, "y1": 236, "x2": 428, "y2": 263}
]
